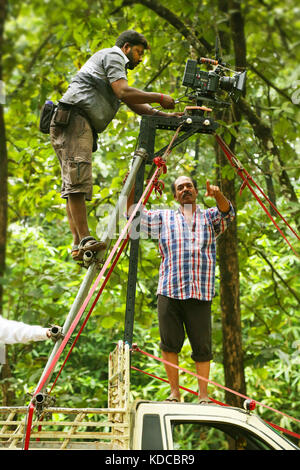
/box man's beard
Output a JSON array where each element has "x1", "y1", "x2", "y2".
[{"x1": 126, "y1": 50, "x2": 137, "y2": 69}]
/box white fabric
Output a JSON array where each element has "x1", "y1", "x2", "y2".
[{"x1": 0, "y1": 315, "x2": 48, "y2": 344}]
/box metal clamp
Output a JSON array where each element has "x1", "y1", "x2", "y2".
[
  {"x1": 49, "y1": 324, "x2": 64, "y2": 342},
  {"x1": 32, "y1": 391, "x2": 56, "y2": 419},
  {"x1": 134, "y1": 147, "x2": 148, "y2": 161},
  {"x1": 83, "y1": 249, "x2": 95, "y2": 265},
  {"x1": 49, "y1": 324, "x2": 73, "y2": 345}
]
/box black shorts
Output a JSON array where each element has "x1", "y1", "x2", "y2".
[{"x1": 157, "y1": 294, "x2": 212, "y2": 362}]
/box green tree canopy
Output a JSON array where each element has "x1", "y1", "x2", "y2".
[{"x1": 0, "y1": 0, "x2": 299, "y2": 442}]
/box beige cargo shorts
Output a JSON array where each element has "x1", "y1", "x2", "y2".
[{"x1": 50, "y1": 110, "x2": 93, "y2": 200}]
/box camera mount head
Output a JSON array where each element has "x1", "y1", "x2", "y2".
[{"x1": 182, "y1": 39, "x2": 247, "y2": 109}]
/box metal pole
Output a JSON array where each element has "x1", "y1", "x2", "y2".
[
  {"x1": 103, "y1": 148, "x2": 148, "y2": 243},
  {"x1": 123, "y1": 161, "x2": 146, "y2": 346},
  {"x1": 123, "y1": 116, "x2": 157, "y2": 346},
  {"x1": 35, "y1": 148, "x2": 148, "y2": 393}
]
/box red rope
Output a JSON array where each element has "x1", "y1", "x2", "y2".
[
  {"x1": 132, "y1": 345, "x2": 300, "y2": 425},
  {"x1": 263, "y1": 421, "x2": 300, "y2": 440},
  {"x1": 215, "y1": 134, "x2": 299, "y2": 257},
  {"x1": 23, "y1": 403, "x2": 34, "y2": 450},
  {"x1": 131, "y1": 366, "x2": 225, "y2": 405}
]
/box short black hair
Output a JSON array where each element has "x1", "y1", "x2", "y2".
[
  {"x1": 115, "y1": 30, "x2": 149, "y2": 49},
  {"x1": 171, "y1": 177, "x2": 198, "y2": 195}
]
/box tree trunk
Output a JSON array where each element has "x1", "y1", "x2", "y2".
[
  {"x1": 213, "y1": 0, "x2": 246, "y2": 407},
  {"x1": 217, "y1": 142, "x2": 246, "y2": 407}
]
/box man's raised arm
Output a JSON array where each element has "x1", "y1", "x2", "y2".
[{"x1": 111, "y1": 78, "x2": 175, "y2": 109}]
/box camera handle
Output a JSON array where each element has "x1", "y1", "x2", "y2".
[{"x1": 200, "y1": 57, "x2": 218, "y2": 66}]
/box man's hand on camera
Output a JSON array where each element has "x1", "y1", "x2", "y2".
[
  {"x1": 160, "y1": 94, "x2": 176, "y2": 109},
  {"x1": 167, "y1": 111, "x2": 184, "y2": 117}
]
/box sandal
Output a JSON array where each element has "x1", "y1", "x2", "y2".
[
  {"x1": 71, "y1": 245, "x2": 83, "y2": 261},
  {"x1": 198, "y1": 397, "x2": 214, "y2": 405},
  {"x1": 165, "y1": 395, "x2": 180, "y2": 403},
  {"x1": 78, "y1": 236, "x2": 107, "y2": 254}
]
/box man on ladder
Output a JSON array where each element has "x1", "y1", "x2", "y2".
[{"x1": 49, "y1": 30, "x2": 182, "y2": 263}]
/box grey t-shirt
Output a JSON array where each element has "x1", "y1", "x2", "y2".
[{"x1": 61, "y1": 46, "x2": 129, "y2": 132}]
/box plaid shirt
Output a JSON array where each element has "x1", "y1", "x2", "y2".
[{"x1": 141, "y1": 204, "x2": 235, "y2": 300}]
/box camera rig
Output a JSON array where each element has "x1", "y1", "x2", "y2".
[{"x1": 182, "y1": 54, "x2": 246, "y2": 108}]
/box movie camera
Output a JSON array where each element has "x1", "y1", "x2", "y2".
[{"x1": 182, "y1": 48, "x2": 246, "y2": 108}]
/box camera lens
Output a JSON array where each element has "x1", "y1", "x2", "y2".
[{"x1": 219, "y1": 76, "x2": 235, "y2": 91}]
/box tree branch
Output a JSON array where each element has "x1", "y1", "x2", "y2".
[
  {"x1": 237, "y1": 96, "x2": 299, "y2": 207},
  {"x1": 247, "y1": 62, "x2": 295, "y2": 104},
  {"x1": 111, "y1": 0, "x2": 212, "y2": 55},
  {"x1": 144, "y1": 58, "x2": 172, "y2": 90},
  {"x1": 9, "y1": 33, "x2": 53, "y2": 98},
  {"x1": 256, "y1": 249, "x2": 300, "y2": 305}
]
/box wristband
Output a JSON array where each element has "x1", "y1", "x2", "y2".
[{"x1": 160, "y1": 93, "x2": 164, "y2": 105}]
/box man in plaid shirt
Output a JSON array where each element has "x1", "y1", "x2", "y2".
[{"x1": 139, "y1": 175, "x2": 235, "y2": 404}]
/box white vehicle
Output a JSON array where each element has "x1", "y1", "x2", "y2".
[
  {"x1": 0, "y1": 342, "x2": 298, "y2": 450},
  {"x1": 131, "y1": 400, "x2": 298, "y2": 450}
]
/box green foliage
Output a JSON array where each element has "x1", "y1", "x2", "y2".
[{"x1": 1, "y1": 0, "x2": 299, "y2": 442}]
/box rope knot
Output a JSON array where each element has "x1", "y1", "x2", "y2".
[
  {"x1": 153, "y1": 178, "x2": 165, "y2": 196},
  {"x1": 153, "y1": 156, "x2": 167, "y2": 174}
]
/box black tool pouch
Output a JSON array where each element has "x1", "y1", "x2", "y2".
[{"x1": 39, "y1": 101, "x2": 57, "y2": 134}]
